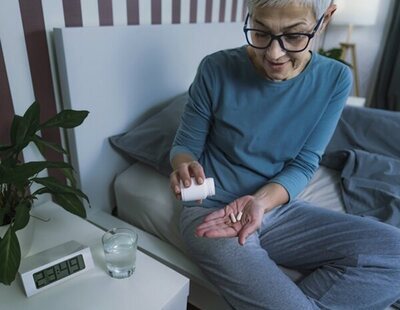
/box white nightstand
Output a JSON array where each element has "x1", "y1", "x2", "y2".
[{"x1": 0, "y1": 201, "x2": 189, "y2": 310}]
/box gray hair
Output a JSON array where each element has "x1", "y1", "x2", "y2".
[{"x1": 247, "y1": 0, "x2": 333, "y2": 19}]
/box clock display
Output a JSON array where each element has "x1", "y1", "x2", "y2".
[{"x1": 33, "y1": 254, "x2": 86, "y2": 289}]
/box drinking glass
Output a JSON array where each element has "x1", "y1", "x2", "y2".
[{"x1": 102, "y1": 228, "x2": 138, "y2": 279}]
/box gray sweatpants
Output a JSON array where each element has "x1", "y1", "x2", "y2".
[{"x1": 180, "y1": 200, "x2": 400, "y2": 310}]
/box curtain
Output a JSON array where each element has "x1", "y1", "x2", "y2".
[{"x1": 370, "y1": 0, "x2": 400, "y2": 111}]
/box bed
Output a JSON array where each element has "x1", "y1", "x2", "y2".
[{"x1": 54, "y1": 23, "x2": 400, "y2": 310}]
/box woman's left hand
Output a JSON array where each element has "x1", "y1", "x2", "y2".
[{"x1": 195, "y1": 195, "x2": 265, "y2": 245}]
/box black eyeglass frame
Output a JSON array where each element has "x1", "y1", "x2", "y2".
[{"x1": 243, "y1": 13, "x2": 325, "y2": 53}]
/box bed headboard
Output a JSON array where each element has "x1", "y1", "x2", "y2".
[{"x1": 54, "y1": 22, "x2": 244, "y2": 216}]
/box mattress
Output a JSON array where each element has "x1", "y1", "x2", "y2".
[{"x1": 114, "y1": 162, "x2": 345, "y2": 255}]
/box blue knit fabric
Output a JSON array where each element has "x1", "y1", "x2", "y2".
[{"x1": 171, "y1": 46, "x2": 352, "y2": 207}]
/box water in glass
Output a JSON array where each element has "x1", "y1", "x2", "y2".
[{"x1": 103, "y1": 229, "x2": 137, "y2": 279}]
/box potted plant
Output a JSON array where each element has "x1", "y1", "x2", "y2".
[
  {"x1": 0, "y1": 101, "x2": 89, "y2": 285},
  {"x1": 318, "y1": 47, "x2": 352, "y2": 67}
]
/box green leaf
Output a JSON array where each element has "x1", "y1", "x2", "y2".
[
  {"x1": 10, "y1": 102, "x2": 40, "y2": 149},
  {"x1": 13, "y1": 202, "x2": 31, "y2": 231},
  {"x1": 61, "y1": 168, "x2": 77, "y2": 188},
  {"x1": 54, "y1": 193, "x2": 86, "y2": 218},
  {"x1": 10, "y1": 115, "x2": 23, "y2": 146},
  {"x1": 31, "y1": 177, "x2": 89, "y2": 203},
  {"x1": 0, "y1": 145, "x2": 16, "y2": 161},
  {"x1": 0, "y1": 207, "x2": 8, "y2": 226},
  {"x1": 31, "y1": 187, "x2": 51, "y2": 197},
  {"x1": 1, "y1": 161, "x2": 73, "y2": 184},
  {"x1": 0, "y1": 165, "x2": 5, "y2": 183},
  {"x1": 23, "y1": 101, "x2": 40, "y2": 137},
  {"x1": 0, "y1": 213, "x2": 4, "y2": 227},
  {"x1": 318, "y1": 48, "x2": 352, "y2": 68},
  {"x1": 0, "y1": 225, "x2": 21, "y2": 285},
  {"x1": 0, "y1": 157, "x2": 17, "y2": 168},
  {"x1": 0, "y1": 145, "x2": 11, "y2": 152},
  {"x1": 32, "y1": 134, "x2": 67, "y2": 157},
  {"x1": 40, "y1": 110, "x2": 89, "y2": 129},
  {"x1": 0, "y1": 158, "x2": 19, "y2": 184}
]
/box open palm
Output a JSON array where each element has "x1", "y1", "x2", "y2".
[{"x1": 195, "y1": 195, "x2": 264, "y2": 245}]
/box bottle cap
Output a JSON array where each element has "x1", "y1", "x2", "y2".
[{"x1": 206, "y1": 178, "x2": 215, "y2": 196}]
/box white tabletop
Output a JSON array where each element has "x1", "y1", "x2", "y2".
[{"x1": 0, "y1": 201, "x2": 189, "y2": 310}]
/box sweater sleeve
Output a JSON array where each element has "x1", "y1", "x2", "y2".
[
  {"x1": 170, "y1": 57, "x2": 215, "y2": 162},
  {"x1": 269, "y1": 66, "x2": 353, "y2": 200}
]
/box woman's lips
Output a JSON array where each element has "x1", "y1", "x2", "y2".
[{"x1": 267, "y1": 60, "x2": 287, "y2": 69}]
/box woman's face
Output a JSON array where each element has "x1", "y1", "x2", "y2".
[{"x1": 248, "y1": 5, "x2": 320, "y2": 81}]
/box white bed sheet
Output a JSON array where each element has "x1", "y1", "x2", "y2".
[{"x1": 114, "y1": 162, "x2": 345, "y2": 254}]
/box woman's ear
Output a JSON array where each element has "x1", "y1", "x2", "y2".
[{"x1": 320, "y1": 4, "x2": 337, "y2": 33}]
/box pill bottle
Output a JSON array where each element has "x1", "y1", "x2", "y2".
[{"x1": 180, "y1": 177, "x2": 215, "y2": 201}]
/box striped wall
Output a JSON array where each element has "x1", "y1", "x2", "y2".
[{"x1": 0, "y1": 0, "x2": 247, "y2": 205}]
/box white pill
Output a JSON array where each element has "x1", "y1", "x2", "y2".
[
  {"x1": 236, "y1": 211, "x2": 243, "y2": 221},
  {"x1": 229, "y1": 213, "x2": 237, "y2": 223}
]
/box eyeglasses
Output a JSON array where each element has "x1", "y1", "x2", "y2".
[{"x1": 243, "y1": 14, "x2": 324, "y2": 53}]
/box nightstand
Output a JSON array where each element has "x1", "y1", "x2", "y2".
[{"x1": 0, "y1": 201, "x2": 189, "y2": 310}]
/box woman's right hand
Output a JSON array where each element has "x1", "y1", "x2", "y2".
[{"x1": 169, "y1": 160, "x2": 206, "y2": 200}]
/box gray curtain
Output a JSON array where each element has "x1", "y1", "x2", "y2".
[{"x1": 371, "y1": 0, "x2": 400, "y2": 111}]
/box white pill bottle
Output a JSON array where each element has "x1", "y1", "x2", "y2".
[{"x1": 180, "y1": 177, "x2": 215, "y2": 201}]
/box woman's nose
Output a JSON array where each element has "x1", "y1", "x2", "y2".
[{"x1": 265, "y1": 39, "x2": 286, "y2": 60}]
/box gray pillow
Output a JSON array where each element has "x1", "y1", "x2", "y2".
[
  {"x1": 109, "y1": 93, "x2": 187, "y2": 176},
  {"x1": 326, "y1": 106, "x2": 400, "y2": 158}
]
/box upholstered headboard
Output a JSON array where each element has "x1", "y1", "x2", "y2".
[{"x1": 54, "y1": 22, "x2": 244, "y2": 217}]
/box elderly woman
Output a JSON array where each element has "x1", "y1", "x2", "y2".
[{"x1": 169, "y1": 0, "x2": 400, "y2": 309}]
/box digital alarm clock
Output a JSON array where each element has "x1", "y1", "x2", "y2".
[{"x1": 19, "y1": 240, "x2": 94, "y2": 297}]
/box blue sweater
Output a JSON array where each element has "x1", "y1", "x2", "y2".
[{"x1": 171, "y1": 46, "x2": 352, "y2": 208}]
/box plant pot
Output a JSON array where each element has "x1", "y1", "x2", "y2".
[{"x1": 0, "y1": 217, "x2": 35, "y2": 258}]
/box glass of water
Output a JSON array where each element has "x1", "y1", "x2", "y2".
[{"x1": 102, "y1": 228, "x2": 138, "y2": 279}]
